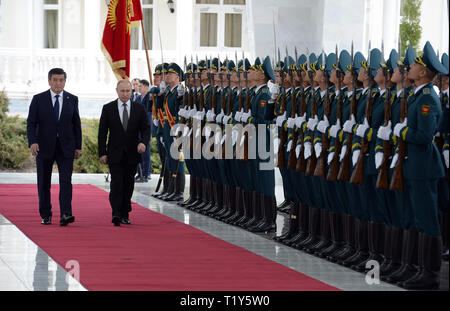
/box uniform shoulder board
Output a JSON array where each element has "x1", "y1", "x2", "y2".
[
  {"x1": 356, "y1": 93, "x2": 361, "y2": 100},
  {"x1": 262, "y1": 87, "x2": 268, "y2": 94},
  {"x1": 423, "y1": 87, "x2": 430, "y2": 95}
]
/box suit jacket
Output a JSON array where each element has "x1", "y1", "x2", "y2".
[
  {"x1": 26, "y1": 90, "x2": 82, "y2": 159},
  {"x1": 98, "y1": 99, "x2": 150, "y2": 164}
]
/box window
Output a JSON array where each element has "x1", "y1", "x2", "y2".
[
  {"x1": 196, "y1": 0, "x2": 246, "y2": 49},
  {"x1": 131, "y1": 0, "x2": 154, "y2": 50},
  {"x1": 44, "y1": 0, "x2": 59, "y2": 48}
]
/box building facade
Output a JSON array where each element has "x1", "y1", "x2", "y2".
[{"x1": 0, "y1": 0, "x2": 448, "y2": 101}]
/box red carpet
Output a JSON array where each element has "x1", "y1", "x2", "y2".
[{"x1": 0, "y1": 184, "x2": 338, "y2": 291}]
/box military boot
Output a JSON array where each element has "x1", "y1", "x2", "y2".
[
  {"x1": 316, "y1": 212, "x2": 344, "y2": 258},
  {"x1": 179, "y1": 175, "x2": 196, "y2": 207},
  {"x1": 380, "y1": 227, "x2": 404, "y2": 278},
  {"x1": 341, "y1": 220, "x2": 369, "y2": 268},
  {"x1": 383, "y1": 229, "x2": 419, "y2": 284},
  {"x1": 400, "y1": 234, "x2": 441, "y2": 290}
]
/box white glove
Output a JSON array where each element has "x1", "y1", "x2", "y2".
[
  {"x1": 317, "y1": 116, "x2": 329, "y2": 134},
  {"x1": 375, "y1": 152, "x2": 383, "y2": 169},
  {"x1": 153, "y1": 118, "x2": 158, "y2": 127},
  {"x1": 222, "y1": 114, "x2": 231, "y2": 125},
  {"x1": 314, "y1": 143, "x2": 322, "y2": 158},
  {"x1": 160, "y1": 137, "x2": 164, "y2": 144},
  {"x1": 339, "y1": 145, "x2": 347, "y2": 162},
  {"x1": 287, "y1": 140, "x2": 293, "y2": 152},
  {"x1": 304, "y1": 142, "x2": 312, "y2": 159},
  {"x1": 377, "y1": 121, "x2": 392, "y2": 141},
  {"x1": 241, "y1": 110, "x2": 251, "y2": 123},
  {"x1": 177, "y1": 84, "x2": 185, "y2": 97},
  {"x1": 356, "y1": 118, "x2": 370, "y2": 138},
  {"x1": 327, "y1": 152, "x2": 335, "y2": 165},
  {"x1": 295, "y1": 113, "x2": 307, "y2": 129},
  {"x1": 352, "y1": 150, "x2": 360, "y2": 167},
  {"x1": 390, "y1": 153, "x2": 399, "y2": 169},
  {"x1": 287, "y1": 117, "x2": 296, "y2": 129},
  {"x1": 206, "y1": 109, "x2": 216, "y2": 122},
  {"x1": 343, "y1": 115, "x2": 356, "y2": 133},
  {"x1": 235, "y1": 109, "x2": 243, "y2": 122},
  {"x1": 179, "y1": 107, "x2": 187, "y2": 118},
  {"x1": 216, "y1": 109, "x2": 225, "y2": 123},
  {"x1": 195, "y1": 109, "x2": 205, "y2": 121},
  {"x1": 274, "y1": 137, "x2": 281, "y2": 154},
  {"x1": 276, "y1": 112, "x2": 287, "y2": 127},
  {"x1": 189, "y1": 107, "x2": 198, "y2": 118},
  {"x1": 269, "y1": 83, "x2": 280, "y2": 96},
  {"x1": 159, "y1": 81, "x2": 166, "y2": 94},
  {"x1": 307, "y1": 116, "x2": 319, "y2": 131},
  {"x1": 330, "y1": 120, "x2": 341, "y2": 138},
  {"x1": 295, "y1": 144, "x2": 301, "y2": 158},
  {"x1": 444, "y1": 150, "x2": 449, "y2": 168},
  {"x1": 393, "y1": 118, "x2": 408, "y2": 137}
]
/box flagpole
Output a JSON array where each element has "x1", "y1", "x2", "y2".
[
  {"x1": 140, "y1": 19, "x2": 157, "y2": 117},
  {"x1": 140, "y1": 20, "x2": 153, "y2": 85}
]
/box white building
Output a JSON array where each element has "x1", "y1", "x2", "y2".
[{"x1": 0, "y1": 0, "x2": 448, "y2": 102}]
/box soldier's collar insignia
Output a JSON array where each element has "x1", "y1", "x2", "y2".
[{"x1": 423, "y1": 88, "x2": 430, "y2": 95}]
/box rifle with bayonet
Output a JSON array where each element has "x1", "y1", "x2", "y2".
[
  {"x1": 222, "y1": 57, "x2": 232, "y2": 159},
  {"x1": 296, "y1": 52, "x2": 309, "y2": 172},
  {"x1": 305, "y1": 55, "x2": 318, "y2": 176},
  {"x1": 327, "y1": 46, "x2": 343, "y2": 181},
  {"x1": 243, "y1": 52, "x2": 250, "y2": 161},
  {"x1": 314, "y1": 51, "x2": 331, "y2": 178},
  {"x1": 338, "y1": 41, "x2": 357, "y2": 181},
  {"x1": 376, "y1": 42, "x2": 393, "y2": 189},
  {"x1": 287, "y1": 48, "x2": 299, "y2": 169},
  {"x1": 390, "y1": 53, "x2": 408, "y2": 191},
  {"x1": 277, "y1": 48, "x2": 287, "y2": 168},
  {"x1": 350, "y1": 42, "x2": 375, "y2": 185}
]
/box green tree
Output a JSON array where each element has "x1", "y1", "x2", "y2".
[{"x1": 399, "y1": 0, "x2": 423, "y2": 56}]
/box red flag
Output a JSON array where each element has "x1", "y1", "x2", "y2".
[{"x1": 101, "y1": 0, "x2": 143, "y2": 80}]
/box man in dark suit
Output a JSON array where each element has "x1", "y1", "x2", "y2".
[
  {"x1": 27, "y1": 68, "x2": 82, "y2": 226},
  {"x1": 98, "y1": 79, "x2": 150, "y2": 226}
]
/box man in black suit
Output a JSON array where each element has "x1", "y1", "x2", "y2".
[
  {"x1": 27, "y1": 68, "x2": 82, "y2": 226},
  {"x1": 98, "y1": 79, "x2": 150, "y2": 226}
]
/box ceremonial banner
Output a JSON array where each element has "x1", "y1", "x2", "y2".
[{"x1": 101, "y1": 0, "x2": 143, "y2": 80}]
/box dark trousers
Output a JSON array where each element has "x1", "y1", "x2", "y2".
[
  {"x1": 36, "y1": 139, "x2": 74, "y2": 219},
  {"x1": 109, "y1": 154, "x2": 137, "y2": 218}
]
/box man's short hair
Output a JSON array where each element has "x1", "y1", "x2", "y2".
[
  {"x1": 140, "y1": 79, "x2": 150, "y2": 87},
  {"x1": 116, "y1": 79, "x2": 132, "y2": 89},
  {"x1": 48, "y1": 68, "x2": 67, "y2": 80},
  {"x1": 132, "y1": 78, "x2": 140, "y2": 82}
]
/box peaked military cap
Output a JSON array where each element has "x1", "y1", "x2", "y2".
[
  {"x1": 414, "y1": 41, "x2": 448, "y2": 75},
  {"x1": 442, "y1": 53, "x2": 449, "y2": 76},
  {"x1": 350, "y1": 52, "x2": 365, "y2": 75},
  {"x1": 154, "y1": 64, "x2": 163, "y2": 75},
  {"x1": 298, "y1": 54, "x2": 308, "y2": 71},
  {"x1": 284, "y1": 56, "x2": 295, "y2": 71},
  {"x1": 167, "y1": 62, "x2": 184, "y2": 81},
  {"x1": 311, "y1": 53, "x2": 323, "y2": 72},
  {"x1": 324, "y1": 53, "x2": 336, "y2": 77},
  {"x1": 224, "y1": 59, "x2": 236, "y2": 71},
  {"x1": 337, "y1": 50, "x2": 351, "y2": 72},
  {"x1": 275, "y1": 61, "x2": 285, "y2": 72},
  {"x1": 198, "y1": 60, "x2": 208, "y2": 71},
  {"x1": 384, "y1": 49, "x2": 399, "y2": 71},
  {"x1": 307, "y1": 53, "x2": 317, "y2": 72},
  {"x1": 237, "y1": 58, "x2": 251, "y2": 71},
  {"x1": 262, "y1": 56, "x2": 276, "y2": 82},
  {"x1": 186, "y1": 63, "x2": 197, "y2": 74},
  {"x1": 361, "y1": 48, "x2": 382, "y2": 77},
  {"x1": 397, "y1": 46, "x2": 417, "y2": 70},
  {"x1": 211, "y1": 58, "x2": 220, "y2": 70}
]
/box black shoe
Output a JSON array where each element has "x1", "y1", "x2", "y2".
[
  {"x1": 60, "y1": 214, "x2": 75, "y2": 226},
  {"x1": 41, "y1": 216, "x2": 52, "y2": 225},
  {"x1": 112, "y1": 216, "x2": 121, "y2": 226},
  {"x1": 121, "y1": 218, "x2": 131, "y2": 225}
]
